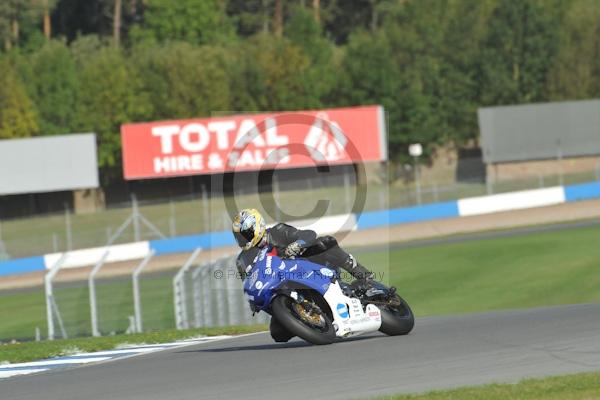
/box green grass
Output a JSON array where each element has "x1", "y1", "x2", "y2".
[
  {"x1": 0, "y1": 325, "x2": 267, "y2": 364},
  {"x1": 380, "y1": 372, "x2": 600, "y2": 400},
  {"x1": 0, "y1": 271, "x2": 179, "y2": 341},
  {"x1": 3, "y1": 222, "x2": 600, "y2": 342},
  {"x1": 358, "y1": 224, "x2": 600, "y2": 316}
]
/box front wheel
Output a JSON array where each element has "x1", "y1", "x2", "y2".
[
  {"x1": 271, "y1": 295, "x2": 336, "y2": 345},
  {"x1": 379, "y1": 295, "x2": 415, "y2": 336}
]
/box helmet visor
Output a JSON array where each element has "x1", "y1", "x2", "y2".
[{"x1": 234, "y1": 229, "x2": 254, "y2": 248}]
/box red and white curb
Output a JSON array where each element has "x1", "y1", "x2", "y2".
[{"x1": 0, "y1": 335, "x2": 233, "y2": 379}]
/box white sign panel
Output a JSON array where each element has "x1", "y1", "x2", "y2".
[{"x1": 0, "y1": 134, "x2": 99, "y2": 195}]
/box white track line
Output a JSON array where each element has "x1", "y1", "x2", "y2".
[
  {"x1": 0, "y1": 334, "x2": 245, "y2": 380},
  {"x1": 0, "y1": 369, "x2": 49, "y2": 378},
  {"x1": 0, "y1": 357, "x2": 112, "y2": 369},
  {"x1": 69, "y1": 348, "x2": 165, "y2": 357}
]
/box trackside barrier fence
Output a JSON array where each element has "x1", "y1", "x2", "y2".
[
  {"x1": 175, "y1": 254, "x2": 269, "y2": 330},
  {"x1": 41, "y1": 248, "x2": 266, "y2": 341},
  {"x1": 45, "y1": 253, "x2": 68, "y2": 340}
]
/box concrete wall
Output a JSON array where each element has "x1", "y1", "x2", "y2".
[{"x1": 487, "y1": 155, "x2": 600, "y2": 182}]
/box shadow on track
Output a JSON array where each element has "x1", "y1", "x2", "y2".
[{"x1": 179, "y1": 334, "x2": 385, "y2": 353}]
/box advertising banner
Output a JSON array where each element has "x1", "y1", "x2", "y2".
[
  {"x1": 0, "y1": 133, "x2": 98, "y2": 195},
  {"x1": 121, "y1": 105, "x2": 387, "y2": 180}
]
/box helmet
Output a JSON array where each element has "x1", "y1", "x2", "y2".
[{"x1": 232, "y1": 208, "x2": 266, "y2": 250}]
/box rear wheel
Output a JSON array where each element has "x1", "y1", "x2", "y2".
[
  {"x1": 271, "y1": 294, "x2": 335, "y2": 345},
  {"x1": 379, "y1": 295, "x2": 415, "y2": 336}
]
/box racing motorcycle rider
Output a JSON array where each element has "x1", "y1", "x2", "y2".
[{"x1": 232, "y1": 208, "x2": 375, "y2": 342}]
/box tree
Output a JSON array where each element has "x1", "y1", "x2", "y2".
[
  {"x1": 73, "y1": 46, "x2": 151, "y2": 169},
  {"x1": 548, "y1": 0, "x2": 600, "y2": 100},
  {"x1": 132, "y1": 41, "x2": 231, "y2": 120},
  {"x1": 478, "y1": 0, "x2": 564, "y2": 105},
  {"x1": 130, "y1": 0, "x2": 235, "y2": 45},
  {"x1": 0, "y1": 59, "x2": 38, "y2": 138},
  {"x1": 0, "y1": 0, "x2": 25, "y2": 49},
  {"x1": 285, "y1": 6, "x2": 337, "y2": 107},
  {"x1": 242, "y1": 33, "x2": 314, "y2": 111},
  {"x1": 336, "y1": 30, "x2": 401, "y2": 153},
  {"x1": 24, "y1": 40, "x2": 77, "y2": 136}
]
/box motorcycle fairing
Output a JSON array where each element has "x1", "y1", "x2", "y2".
[
  {"x1": 243, "y1": 252, "x2": 335, "y2": 312},
  {"x1": 322, "y1": 280, "x2": 382, "y2": 337}
]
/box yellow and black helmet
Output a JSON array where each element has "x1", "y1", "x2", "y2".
[{"x1": 232, "y1": 209, "x2": 266, "y2": 250}]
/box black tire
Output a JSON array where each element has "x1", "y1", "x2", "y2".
[
  {"x1": 271, "y1": 295, "x2": 336, "y2": 345},
  {"x1": 269, "y1": 316, "x2": 295, "y2": 343},
  {"x1": 379, "y1": 295, "x2": 415, "y2": 336}
]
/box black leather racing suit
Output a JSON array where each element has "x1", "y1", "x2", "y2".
[{"x1": 235, "y1": 223, "x2": 372, "y2": 281}]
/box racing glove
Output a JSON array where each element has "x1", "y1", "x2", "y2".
[{"x1": 283, "y1": 240, "x2": 306, "y2": 258}]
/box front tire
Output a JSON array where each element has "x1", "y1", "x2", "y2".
[
  {"x1": 379, "y1": 295, "x2": 415, "y2": 336},
  {"x1": 271, "y1": 295, "x2": 335, "y2": 345}
]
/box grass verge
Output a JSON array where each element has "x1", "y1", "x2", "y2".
[
  {"x1": 0, "y1": 325, "x2": 267, "y2": 364},
  {"x1": 380, "y1": 372, "x2": 600, "y2": 400},
  {"x1": 3, "y1": 222, "x2": 600, "y2": 341},
  {"x1": 359, "y1": 223, "x2": 600, "y2": 316}
]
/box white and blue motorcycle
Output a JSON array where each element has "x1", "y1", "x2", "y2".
[{"x1": 243, "y1": 248, "x2": 414, "y2": 345}]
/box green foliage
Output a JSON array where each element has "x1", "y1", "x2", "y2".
[
  {"x1": 548, "y1": 0, "x2": 600, "y2": 100},
  {"x1": 478, "y1": 0, "x2": 564, "y2": 105},
  {"x1": 23, "y1": 40, "x2": 77, "y2": 135},
  {"x1": 242, "y1": 33, "x2": 313, "y2": 111},
  {"x1": 0, "y1": 59, "x2": 38, "y2": 139},
  {"x1": 336, "y1": 29, "x2": 399, "y2": 151},
  {"x1": 73, "y1": 45, "x2": 151, "y2": 168},
  {"x1": 285, "y1": 6, "x2": 338, "y2": 108},
  {"x1": 130, "y1": 0, "x2": 235, "y2": 45},
  {"x1": 132, "y1": 42, "x2": 231, "y2": 119},
  {"x1": 0, "y1": 0, "x2": 599, "y2": 179}
]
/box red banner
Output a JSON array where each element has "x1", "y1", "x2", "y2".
[{"x1": 121, "y1": 105, "x2": 387, "y2": 180}]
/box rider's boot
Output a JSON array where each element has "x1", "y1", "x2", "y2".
[{"x1": 344, "y1": 254, "x2": 375, "y2": 281}]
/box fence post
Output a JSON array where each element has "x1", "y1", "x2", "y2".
[
  {"x1": 344, "y1": 173, "x2": 352, "y2": 212},
  {"x1": 0, "y1": 220, "x2": 8, "y2": 260},
  {"x1": 169, "y1": 200, "x2": 176, "y2": 237},
  {"x1": 192, "y1": 264, "x2": 206, "y2": 328},
  {"x1": 202, "y1": 264, "x2": 214, "y2": 327},
  {"x1": 52, "y1": 234, "x2": 59, "y2": 252},
  {"x1": 132, "y1": 250, "x2": 155, "y2": 333},
  {"x1": 64, "y1": 203, "x2": 72, "y2": 251},
  {"x1": 132, "y1": 194, "x2": 141, "y2": 242},
  {"x1": 173, "y1": 248, "x2": 203, "y2": 330},
  {"x1": 45, "y1": 254, "x2": 68, "y2": 340},
  {"x1": 225, "y1": 255, "x2": 242, "y2": 326},
  {"x1": 201, "y1": 185, "x2": 209, "y2": 231},
  {"x1": 273, "y1": 175, "x2": 281, "y2": 221},
  {"x1": 214, "y1": 257, "x2": 227, "y2": 327},
  {"x1": 89, "y1": 250, "x2": 111, "y2": 337}
]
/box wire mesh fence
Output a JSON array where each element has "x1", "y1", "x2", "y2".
[
  {"x1": 174, "y1": 254, "x2": 269, "y2": 330},
  {"x1": 2, "y1": 252, "x2": 267, "y2": 342},
  {"x1": 2, "y1": 159, "x2": 599, "y2": 260}
]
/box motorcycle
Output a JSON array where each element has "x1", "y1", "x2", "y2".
[{"x1": 243, "y1": 248, "x2": 414, "y2": 345}]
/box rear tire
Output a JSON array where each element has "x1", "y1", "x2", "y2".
[
  {"x1": 271, "y1": 295, "x2": 335, "y2": 345},
  {"x1": 379, "y1": 295, "x2": 415, "y2": 336}
]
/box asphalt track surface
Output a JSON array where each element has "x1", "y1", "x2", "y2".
[{"x1": 2, "y1": 303, "x2": 600, "y2": 400}]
